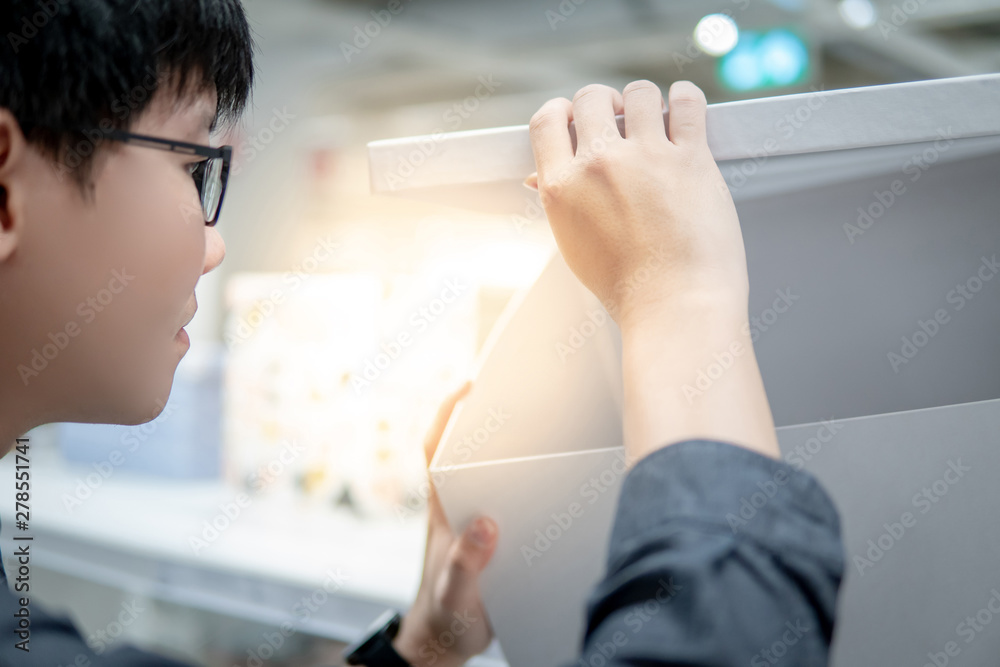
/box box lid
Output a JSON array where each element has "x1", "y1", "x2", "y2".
[{"x1": 368, "y1": 74, "x2": 1000, "y2": 214}]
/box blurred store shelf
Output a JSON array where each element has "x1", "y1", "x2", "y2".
[{"x1": 0, "y1": 437, "x2": 508, "y2": 666}]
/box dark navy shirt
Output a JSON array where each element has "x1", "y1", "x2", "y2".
[
  {"x1": 569, "y1": 440, "x2": 844, "y2": 667},
  {"x1": 0, "y1": 440, "x2": 845, "y2": 666}
]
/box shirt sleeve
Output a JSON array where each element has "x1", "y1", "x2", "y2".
[{"x1": 567, "y1": 439, "x2": 845, "y2": 667}]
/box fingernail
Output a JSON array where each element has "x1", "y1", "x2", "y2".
[
  {"x1": 523, "y1": 174, "x2": 538, "y2": 191},
  {"x1": 469, "y1": 517, "x2": 495, "y2": 546}
]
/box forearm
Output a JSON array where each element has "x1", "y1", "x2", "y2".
[{"x1": 620, "y1": 289, "x2": 780, "y2": 466}]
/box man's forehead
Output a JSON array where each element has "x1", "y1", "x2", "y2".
[
  {"x1": 140, "y1": 86, "x2": 219, "y2": 135},
  {"x1": 180, "y1": 90, "x2": 219, "y2": 133}
]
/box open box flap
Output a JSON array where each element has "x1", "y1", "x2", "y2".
[{"x1": 431, "y1": 252, "x2": 623, "y2": 472}]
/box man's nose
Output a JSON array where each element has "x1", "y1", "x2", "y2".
[{"x1": 203, "y1": 226, "x2": 226, "y2": 275}]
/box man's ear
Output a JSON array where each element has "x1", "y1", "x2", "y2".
[{"x1": 0, "y1": 109, "x2": 28, "y2": 264}]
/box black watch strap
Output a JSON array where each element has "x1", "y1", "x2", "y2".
[{"x1": 343, "y1": 609, "x2": 413, "y2": 666}]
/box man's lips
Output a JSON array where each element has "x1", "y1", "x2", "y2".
[{"x1": 179, "y1": 296, "x2": 199, "y2": 331}]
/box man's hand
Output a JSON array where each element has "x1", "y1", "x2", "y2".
[
  {"x1": 526, "y1": 79, "x2": 749, "y2": 331},
  {"x1": 392, "y1": 382, "x2": 499, "y2": 667},
  {"x1": 527, "y1": 80, "x2": 780, "y2": 463}
]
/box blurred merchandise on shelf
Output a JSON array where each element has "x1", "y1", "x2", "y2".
[{"x1": 223, "y1": 270, "x2": 480, "y2": 520}]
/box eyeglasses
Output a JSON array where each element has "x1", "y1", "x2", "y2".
[{"x1": 103, "y1": 129, "x2": 233, "y2": 226}]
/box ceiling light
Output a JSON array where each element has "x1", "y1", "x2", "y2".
[
  {"x1": 694, "y1": 13, "x2": 740, "y2": 57},
  {"x1": 838, "y1": 0, "x2": 877, "y2": 29}
]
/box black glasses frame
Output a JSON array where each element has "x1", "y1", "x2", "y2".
[{"x1": 103, "y1": 129, "x2": 233, "y2": 226}]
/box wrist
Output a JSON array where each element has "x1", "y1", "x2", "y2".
[
  {"x1": 392, "y1": 614, "x2": 464, "y2": 667},
  {"x1": 619, "y1": 286, "x2": 779, "y2": 464},
  {"x1": 618, "y1": 286, "x2": 749, "y2": 341}
]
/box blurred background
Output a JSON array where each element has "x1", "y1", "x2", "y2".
[{"x1": 3, "y1": 0, "x2": 999, "y2": 665}]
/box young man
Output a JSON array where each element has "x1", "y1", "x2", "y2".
[{"x1": 0, "y1": 1, "x2": 845, "y2": 666}]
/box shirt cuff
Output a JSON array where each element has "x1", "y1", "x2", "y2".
[{"x1": 605, "y1": 439, "x2": 843, "y2": 577}]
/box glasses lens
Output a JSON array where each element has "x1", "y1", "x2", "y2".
[{"x1": 201, "y1": 157, "x2": 223, "y2": 223}]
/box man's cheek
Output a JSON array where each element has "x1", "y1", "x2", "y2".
[
  {"x1": 112, "y1": 196, "x2": 201, "y2": 338},
  {"x1": 142, "y1": 173, "x2": 205, "y2": 275}
]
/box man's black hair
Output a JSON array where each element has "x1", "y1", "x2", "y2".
[{"x1": 0, "y1": 0, "x2": 255, "y2": 185}]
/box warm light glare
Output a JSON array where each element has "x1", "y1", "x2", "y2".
[{"x1": 694, "y1": 13, "x2": 740, "y2": 57}]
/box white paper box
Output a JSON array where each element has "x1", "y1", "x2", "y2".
[{"x1": 369, "y1": 74, "x2": 1000, "y2": 667}]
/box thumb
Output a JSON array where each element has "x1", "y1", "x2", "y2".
[{"x1": 450, "y1": 517, "x2": 498, "y2": 581}]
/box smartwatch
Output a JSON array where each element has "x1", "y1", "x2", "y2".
[{"x1": 342, "y1": 609, "x2": 414, "y2": 666}]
